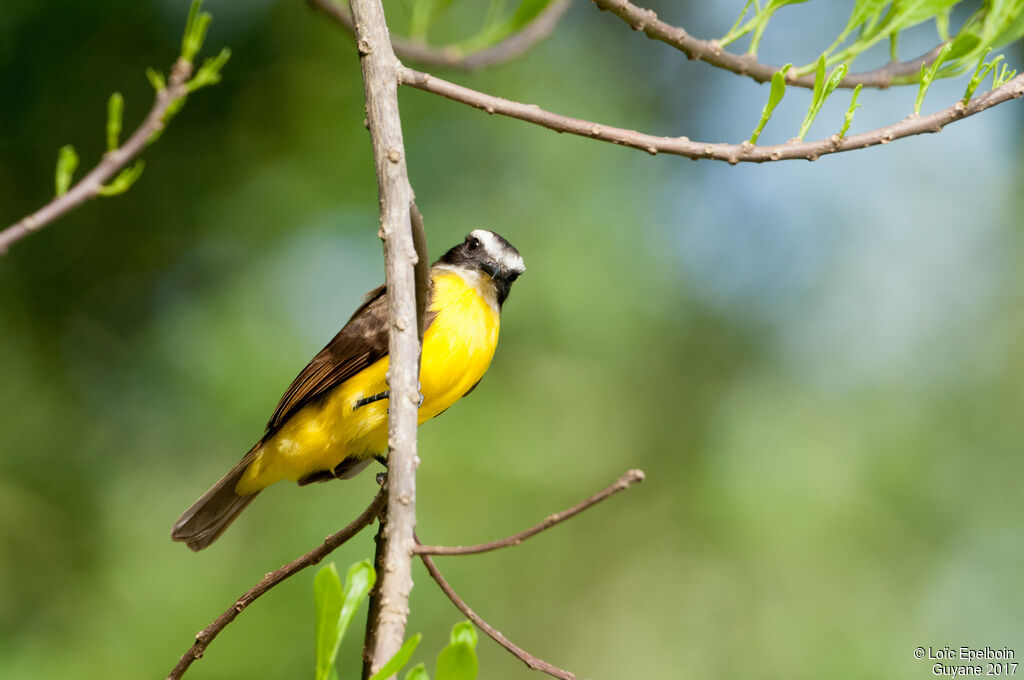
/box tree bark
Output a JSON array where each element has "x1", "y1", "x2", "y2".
[{"x1": 349, "y1": 0, "x2": 420, "y2": 676}]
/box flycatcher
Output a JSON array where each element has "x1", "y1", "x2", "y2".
[{"x1": 172, "y1": 230, "x2": 525, "y2": 550}]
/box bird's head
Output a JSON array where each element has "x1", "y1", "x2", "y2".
[{"x1": 435, "y1": 230, "x2": 525, "y2": 306}]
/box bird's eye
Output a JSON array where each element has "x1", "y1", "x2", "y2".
[{"x1": 468, "y1": 238, "x2": 480, "y2": 250}]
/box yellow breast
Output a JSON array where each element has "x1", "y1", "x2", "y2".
[{"x1": 236, "y1": 268, "x2": 501, "y2": 493}]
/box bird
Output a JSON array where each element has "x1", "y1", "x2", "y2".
[{"x1": 171, "y1": 230, "x2": 525, "y2": 551}]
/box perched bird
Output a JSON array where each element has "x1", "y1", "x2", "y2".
[{"x1": 172, "y1": 230, "x2": 525, "y2": 551}]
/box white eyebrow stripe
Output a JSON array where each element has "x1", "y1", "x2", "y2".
[{"x1": 469, "y1": 229, "x2": 525, "y2": 274}]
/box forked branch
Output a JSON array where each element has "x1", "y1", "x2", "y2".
[
  {"x1": 415, "y1": 469, "x2": 646, "y2": 680},
  {"x1": 416, "y1": 469, "x2": 645, "y2": 555},
  {"x1": 400, "y1": 65, "x2": 1024, "y2": 163},
  {"x1": 421, "y1": 552, "x2": 576, "y2": 680},
  {"x1": 309, "y1": 0, "x2": 571, "y2": 71},
  {"x1": 590, "y1": 0, "x2": 947, "y2": 89},
  {"x1": 0, "y1": 61, "x2": 194, "y2": 255},
  {"x1": 167, "y1": 490, "x2": 386, "y2": 680}
]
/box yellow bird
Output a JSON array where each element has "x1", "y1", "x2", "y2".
[{"x1": 171, "y1": 230, "x2": 525, "y2": 551}]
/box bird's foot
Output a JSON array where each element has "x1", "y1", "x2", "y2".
[{"x1": 355, "y1": 390, "x2": 389, "y2": 410}]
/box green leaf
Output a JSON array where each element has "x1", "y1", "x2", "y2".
[
  {"x1": 944, "y1": 30, "x2": 981, "y2": 63},
  {"x1": 106, "y1": 92, "x2": 124, "y2": 152},
  {"x1": 750, "y1": 64, "x2": 791, "y2": 144},
  {"x1": 145, "y1": 68, "x2": 167, "y2": 92},
  {"x1": 408, "y1": 0, "x2": 459, "y2": 40},
  {"x1": 54, "y1": 145, "x2": 78, "y2": 197},
  {"x1": 181, "y1": 0, "x2": 212, "y2": 63},
  {"x1": 913, "y1": 40, "x2": 953, "y2": 114},
  {"x1": 435, "y1": 622, "x2": 478, "y2": 680},
  {"x1": 839, "y1": 83, "x2": 863, "y2": 138},
  {"x1": 339, "y1": 560, "x2": 376, "y2": 643},
  {"x1": 449, "y1": 622, "x2": 477, "y2": 648},
  {"x1": 797, "y1": 55, "x2": 848, "y2": 141},
  {"x1": 406, "y1": 663, "x2": 430, "y2": 680},
  {"x1": 823, "y1": 0, "x2": 890, "y2": 56},
  {"x1": 459, "y1": 0, "x2": 554, "y2": 51},
  {"x1": 962, "y1": 49, "x2": 1002, "y2": 103},
  {"x1": 314, "y1": 564, "x2": 344, "y2": 680},
  {"x1": 187, "y1": 47, "x2": 232, "y2": 93},
  {"x1": 313, "y1": 560, "x2": 376, "y2": 680},
  {"x1": 748, "y1": 0, "x2": 811, "y2": 54},
  {"x1": 720, "y1": 0, "x2": 757, "y2": 45},
  {"x1": 993, "y1": 61, "x2": 1017, "y2": 88},
  {"x1": 97, "y1": 160, "x2": 145, "y2": 197},
  {"x1": 368, "y1": 634, "x2": 422, "y2": 680}
]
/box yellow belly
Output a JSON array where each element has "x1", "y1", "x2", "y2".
[{"x1": 236, "y1": 270, "x2": 500, "y2": 493}]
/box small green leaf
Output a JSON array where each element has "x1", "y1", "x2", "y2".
[
  {"x1": 797, "y1": 55, "x2": 848, "y2": 141},
  {"x1": 720, "y1": 0, "x2": 757, "y2": 46},
  {"x1": 338, "y1": 560, "x2": 376, "y2": 644},
  {"x1": 181, "y1": 0, "x2": 212, "y2": 63},
  {"x1": 749, "y1": 64, "x2": 791, "y2": 144},
  {"x1": 747, "y1": 0, "x2": 811, "y2": 55},
  {"x1": 106, "y1": 92, "x2": 124, "y2": 152},
  {"x1": 313, "y1": 560, "x2": 375, "y2": 680},
  {"x1": 944, "y1": 30, "x2": 981, "y2": 64},
  {"x1": 368, "y1": 634, "x2": 422, "y2": 680},
  {"x1": 935, "y1": 9, "x2": 950, "y2": 40},
  {"x1": 839, "y1": 83, "x2": 863, "y2": 138},
  {"x1": 408, "y1": 0, "x2": 458, "y2": 40},
  {"x1": 314, "y1": 564, "x2": 344, "y2": 680},
  {"x1": 962, "y1": 48, "x2": 999, "y2": 103},
  {"x1": 435, "y1": 621, "x2": 478, "y2": 680},
  {"x1": 98, "y1": 160, "x2": 145, "y2": 196},
  {"x1": 406, "y1": 663, "x2": 430, "y2": 680},
  {"x1": 145, "y1": 68, "x2": 167, "y2": 92},
  {"x1": 993, "y1": 61, "x2": 1017, "y2": 88},
  {"x1": 54, "y1": 145, "x2": 79, "y2": 197},
  {"x1": 187, "y1": 47, "x2": 231, "y2": 92},
  {"x1": 448, "y1": 622, "x2": 477, "y2": 648},
  {"x1": 914, "y1": 41, "x2": 953, "y2": 115}
]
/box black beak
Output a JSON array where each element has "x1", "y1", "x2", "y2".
[{"x1": 480, "y1": 261, "x2": 499, "y2": 279}]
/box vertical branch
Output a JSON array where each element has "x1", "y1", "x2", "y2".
[
  {"x1": 349, "y1": 0, "x2": 421, "y2": 676},
  {"x1": 361, "y1": 501, "x2": 389, "y2": 679}
]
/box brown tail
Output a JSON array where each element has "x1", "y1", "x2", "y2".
[{"x1": 171, "y1": 447, "x2": 261, "y2": 551}]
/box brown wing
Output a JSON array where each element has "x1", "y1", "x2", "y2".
[{"x1": 262, "y1": 284, "x2": 436, "y2": 438}]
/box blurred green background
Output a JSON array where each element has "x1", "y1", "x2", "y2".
[{"x1": 1, "y1": 1, "x2": 1022, "y2": 678}]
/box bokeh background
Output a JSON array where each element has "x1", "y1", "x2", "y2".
[{"x1": 1, "y1": 1, "x2": 1022, "y2": 678}]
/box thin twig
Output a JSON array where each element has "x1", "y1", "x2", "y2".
[
  {"x1": 416, "y1": 469, "x2": 645, "y2": 555},
  {"x1": 360, "y1": 497, "x2": 389, "y2": 680},
  {"x1": 309, "y1": 0, "x2": 571, "y2": 71},
  {"x1": 399, "y1": 65, "x2": 1024, "y2": 164},
  {"x1": 420, "y1": 552, "x2": 576, "y2": 680},
  {"x1": 0, "y1": 60, "x2": 193, "y2": 256},
  {"x1": 591, "y1": 0, "x2": 946, "y2": 89},
  {"x1": 166, "y1": 489, "x2": 386, "y2": 680},
  {"x1": 349, "y1": 0, "x2": 423, "y2": 675}
]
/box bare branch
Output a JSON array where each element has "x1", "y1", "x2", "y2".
[
  {"x1": 590, "y1": 0, "x2": 947, "y2": 89},
  {"x1": 360, "y1": 498, "x2": 390, "y2": 680},
  {"x1": 399, "y1": 66, "x2": 1024, "y2": 164},
  {"x1": 309, "y1": 0, "x2": 571, "y2": 71},
  {"x1": 420, "y1": 551, "x2": 576, "y2": 680},
  {"x1": 416, "y1": 469, "x2": 645, "y2": 556},
  {"x1": 0, "y1": 60, "x2": 195, "y2": 255},
  {"x1": 349, "y1": 0, "x2": 423, "y2": 675},
  {"x1": 410, "y1": 201, "x2": 430, "y2": 341},
  {"x1": 167, "y1": 489, "x2": 386, "y2": 680}
]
